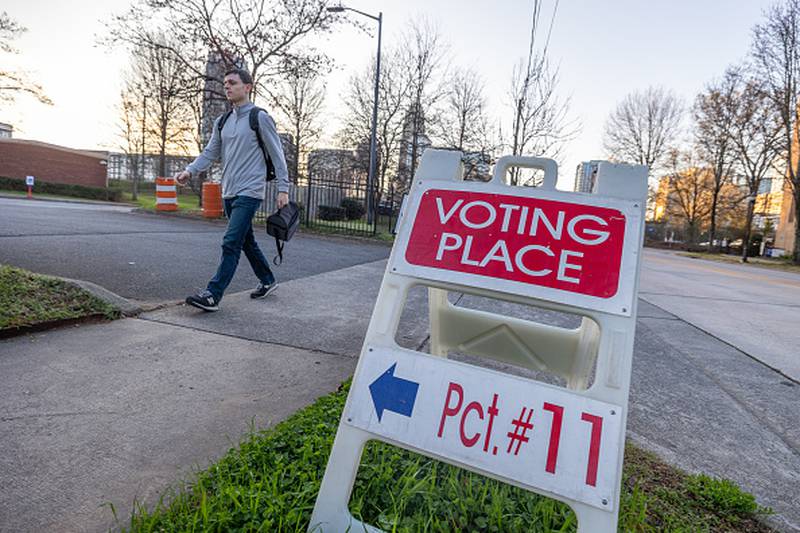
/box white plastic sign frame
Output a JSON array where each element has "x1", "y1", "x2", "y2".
[{"x1": 310, "y1": 151, "x2": 647, "y2": 533}]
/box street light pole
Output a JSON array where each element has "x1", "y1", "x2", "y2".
[
  {"x1": 327, "y1": 5, "x2": 382, "y2": 227},
  {"x1": 136, "y1": 94, "x2": 147, "y2": 202},
  {"x1": 367, "y1": 13, "x2": 382, "y2": 226}
]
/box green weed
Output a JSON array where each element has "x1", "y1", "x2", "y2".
[{"x1": 119, "y1": 384, "x2": 774, "y2": 533}]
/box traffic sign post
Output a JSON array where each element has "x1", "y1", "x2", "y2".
[
  {"x1": 309, "y1": 150, "x2": 647, "y2": 532},
  {"x1": 26, "y1": 175, "x2": 34, "y2": 198}
]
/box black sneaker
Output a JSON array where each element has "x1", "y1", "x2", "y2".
[
  {"x1": 250, "y1": 281, "x2": 278, "y2": 299},
  {"x1": 185, "y1": 290, "x2": 219, "y2": 311}
]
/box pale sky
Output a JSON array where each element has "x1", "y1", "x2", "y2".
[{"x1": 1, "y1": 0, "x2": 776, "y2": 188}]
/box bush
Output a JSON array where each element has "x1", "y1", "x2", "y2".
[
  {"x1": 0, "y1": 176, "x2": 123, "y2": 202},
  {"x1": 340, "y1": 197, "x2": 366, "y2": 220},
  {"x1": 318, "y1": 205, "x2": 346, "y2": 221}
]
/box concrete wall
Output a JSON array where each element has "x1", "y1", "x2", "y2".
[{"x1": 0, "y1": 139, "x2": 108, "y2": 188}]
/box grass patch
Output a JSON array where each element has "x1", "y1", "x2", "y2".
[
  {"x1": 0, "y1": 265, "x2": 120, "y2": 330},
  {"x1": 301, "y1": 222, "x2": 395, "y2": 242},
  {"x1": 300, "y1": 217, "x2": 396, "y2": 242},
  {"x1": 678, "y1": 251, "x2": 800, "y2": 274},
  {"x1": 124, "y1": 191, "x2": 202, "y2": 212},
  {"x1": 119, "y1": 382, "x2": 773, "y2": 532}
]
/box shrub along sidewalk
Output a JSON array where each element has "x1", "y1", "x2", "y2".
[
  {"x1": 0, "y1": 176, "x2": 124, "y2": 202},
  {"x1": 119, "y1": 382, "x2": 773, "y2": 533},
  {"x1": 0, "y1": 265, "x2": 120, "y2": 336}
]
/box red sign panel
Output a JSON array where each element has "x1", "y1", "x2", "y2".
[{"x1": 405, "y1": 189, "x2": 627, "y2": 298}]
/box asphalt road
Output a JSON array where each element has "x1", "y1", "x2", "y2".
[
  {"x1": 640, "y1": 248, "x2": 800, "y2": 382},
  {"x1": 0, "y1": 197, "x2": 391, "y2": 305}
]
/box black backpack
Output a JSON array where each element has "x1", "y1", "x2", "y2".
[
  {"x1": 266, "y1": 202, "x2": 300, "y2": 265},
  {"x1": 217, "y1": 107, "x2": 276, "y2": 181}
]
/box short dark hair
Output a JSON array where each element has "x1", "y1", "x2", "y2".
[{"x1": 224, "y1": 68, "x2": 253, "y2": 85}]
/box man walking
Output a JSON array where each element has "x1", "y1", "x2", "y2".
[{"x1": 174, "y1": 68, "x2": 289, "y2": 312}]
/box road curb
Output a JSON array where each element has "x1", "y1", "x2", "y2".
[{"x1": 58, "y1": 277, "x2": 144, "y2": 316}]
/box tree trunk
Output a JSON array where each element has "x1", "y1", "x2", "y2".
[
  {"x1": 409, "y1": 101, "x2": 421, "y2": 187},
  {"x1": 742, "y1": 198, "x2": 754, "y2": 263},
  {"x1": 709, "y1": 192, "x2": 718, "y2": 252},
  {"x1": 293, "y1": 128, "x2": 301, "y2": 184},
  {"x1": 132, "y1": 162, "x2": 139, "y2": 202},
  {"x1": 687, "y1": 220, "x2": 697, "y2": 244},
  {"x1": 159, "y1": 145, "x2": 166, "y2": 177}
]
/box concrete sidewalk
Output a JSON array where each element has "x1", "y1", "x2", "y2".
[{"x1": 1, "y1": 259, "x2": 797, "y2": 531}]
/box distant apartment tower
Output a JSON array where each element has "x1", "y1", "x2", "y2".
[
  {"x1": 574, "y1": 160, "x2": 602, "y2": 192},
  {"x1": 202, "y1": 51, "x2": 237, "y2": 146},
  {"x1": 396, "y1": 108, "x2": 431, "y2": 190},
  {"x1": 0, "y1": 122, "x2": 12, "y2": 139}
]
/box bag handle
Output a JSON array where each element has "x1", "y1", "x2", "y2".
[{"x1": 272, "y1": 237, "x2": 284, "y2": 266}]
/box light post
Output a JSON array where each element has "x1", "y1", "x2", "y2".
[
  {"x1": 136, "y1": 94, "x2": 147, "y2": 202},
  {"x1": 327, "y1": 4, "x2": 382, "y2": 227}
]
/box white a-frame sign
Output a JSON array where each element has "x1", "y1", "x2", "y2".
[{"x1": 310, "y1": 150, "x2": 648, "y2": 532}]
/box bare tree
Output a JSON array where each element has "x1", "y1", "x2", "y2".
[
  {"x1": 105, "y1": 0, "x2": 342, "y2": 105},
  {"x1": 664, "y1": 149, "x2": 714, "y2": 243},
  {"x1": 0, "y1": 11, "x2": 51, "y2": 106},
  {"x1": 116, "y1": 36, "x2": 196, "y2": 201},
  {"x1": 508, "y1": 57, "x2": 575, "y2": 181},
  {"x1": 434, "y1": 68, "x2": 500, "y2": 180},
  {"x1": 693, "y1": 69, "x2": 739, "y2": 251},
  {"x1": 437, "y1": 67, "x2": 486, "y2": 151},
  {"x1": 133, "y1": 38, "x2": 197, "y2": 176},
  {"x1": 603, "y1": 86, "x2": 683, "y2": 171},
  {"x1": 272, "y1": 65, "x2": 326, "y2": 182},
  {"x1": 728, "y1": 76, "x2": 783, "y2": 261},
  {"x1": 116, "y1": 89, "x2": 145, "y2": 200},
  {"x1": 507, "y1": 0, "x2": 576, "y2": 186},
  {"x1": 339, "y1": 49, "x2": 410, "y2": 196},
  {"x1": 397, "y1": 17, "x2": 449, "y2": 189},
  {"x1": 752, "y1": 0, "x2": 800, "y2": 262}
]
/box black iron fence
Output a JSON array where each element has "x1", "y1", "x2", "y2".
[{"x1": 257, "y1": 171, "x2": 401, "y2": 238}]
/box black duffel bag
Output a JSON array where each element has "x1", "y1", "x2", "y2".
[{"x1": 266, "y1": 201, "x2": 300, "y2": 265}]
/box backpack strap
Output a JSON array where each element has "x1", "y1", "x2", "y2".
[
  {"x1": 217, "y1": 110, "x2": 234, "y2": 133},
  {"x1": 250, "y1": 107, "x2": 276, "y2": 181}
]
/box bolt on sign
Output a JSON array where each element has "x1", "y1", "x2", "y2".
[{"x1": 310, "y1": 151, "x2": 648, "y2": 532}]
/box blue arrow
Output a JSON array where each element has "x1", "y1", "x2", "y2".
[{"x1": 369, "y1": 363, "x2": 420, "y2": 422}]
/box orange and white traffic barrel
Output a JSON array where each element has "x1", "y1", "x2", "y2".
[
  {"x1": 202, "y1": 181, "x2": 223, "y2": 218},
  {"x1": 155, "y1": 177, "x2": 178, "y2": 211}
]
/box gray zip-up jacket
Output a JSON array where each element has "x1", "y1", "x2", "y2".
[{"x1": 186, "y1": 102, "x2": 289, "y2": 199}]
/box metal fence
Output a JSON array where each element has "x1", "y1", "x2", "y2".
[{"x1": 257, "y1": 172, "x2": 401, "y2": 237}]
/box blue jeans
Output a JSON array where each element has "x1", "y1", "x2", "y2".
[{"x1": 207, "y1": 195, "x2": 274, "y2": 301}]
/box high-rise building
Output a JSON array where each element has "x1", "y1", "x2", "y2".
[
  {"x1": 574, "y1": 160, "x2": 603, "y2": 193},
  {"x1": 396, "y1": 107, "x2": 431, "y2": 190},
  {"x1": 201, "y1": 51, "x2": 237, "y2": 146}
]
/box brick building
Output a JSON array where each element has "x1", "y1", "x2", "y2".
[{"x1": 0, "y1": 138, "x2": 108, "y2": 188}]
